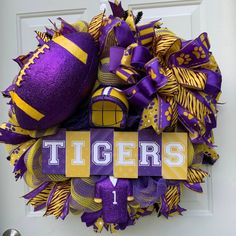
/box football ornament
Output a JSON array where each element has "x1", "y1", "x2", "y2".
[
  {"x1": 7, "y1": 30, "x2": 98, "y2": 130},
  {"x1": 90, "y1": 87, "x2": 129, "y2": 128}
]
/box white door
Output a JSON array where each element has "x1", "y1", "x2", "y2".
[{"x1": 0, "y1": 0, "x2": 235, "y2": 235}]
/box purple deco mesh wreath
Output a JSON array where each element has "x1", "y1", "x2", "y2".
[{"x1": 0, "y1": 1, "x2": 221, "y2": 233}]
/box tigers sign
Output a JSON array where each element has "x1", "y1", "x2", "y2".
[{"x1": 42, "y1": 129, "x2": 188, "y2": 179}]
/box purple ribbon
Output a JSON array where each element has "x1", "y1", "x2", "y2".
[
  {"x1": 184, "y1": 182, "x2": 203, "y2": 193},
  {"x1": 109, "y1": 45, "x2": 151, "y2": 71},
  {"x1": 13, "y1": 146, "x2": 30, "y2": 180},
  {"x1": 58, "y1": 17, "x2": 78, "y2": 35},
  {"x1": 0, "y1": 127, "x2": 31, "y2": 144},
  {"x1": 109, "y1": 1, "x2": 125, "y2": 18},
  {"x1": 60, "y1": 193, "x2": 71, "y2": 220},
  {"x1": 145, "y1": 58, "x2": 168, "y2": 88},
  {"x1": 81, "y1": 210, "x2": 102, "y2": 227},
  {"x1": 34, "y1": 203, "x2": 47, "y2": 212},
  {"x1": 46, "y1": 183, "x2": 57, "y2": 207},
  {"x1": 109, "y1": 47, "x2": 124, "y2": 72},
  {"x1": 81, "y1": 210, "x2": 134, "y2": 231},
  {"x1": 169, "y1": 32, "x2": 210, "y2": 68},
  {"x1": 124, "y1": 58, "x2": 168, "y2": 108},
  {"x1": 131, "y1": 46, "x2": 152, "y2": 68},
  {"x1": 23, "y1": 181, "x2": 50, "y2": 199},
  {"x1": 125, "y1": 76, "x2": 157, "y2": 107},
  {"x1": 203, "y1": 69, "x2": 222, "y2": 98},
  {"x1": 99, "y1": 16, "x2": 121, "y2": 55},
  {"x1": 114, "y1": 21, "x2": 136, "y2": 47}
]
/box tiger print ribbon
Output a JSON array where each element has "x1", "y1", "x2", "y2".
[
  {"x1": 183, "y1": 167, "x2": 208, "y2": 193},
  {"x1": 160, "y1": 185, "x2": 186, "y2": 218},
  {"x1": 24, "y1": 181, "x2": 71, "y2": 219},
  {"x1": 120, "y1": 29, "x2": 221, "y2": 145},
  {"x1": 159, "y1": 167, "x2": 208, "y2": 217}
]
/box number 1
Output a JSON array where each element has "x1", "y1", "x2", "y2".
[{"x1": 112, "y1": 191, "x2": 117, "y2": 205}]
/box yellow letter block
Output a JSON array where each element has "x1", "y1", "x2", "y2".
[
  {"x1": 113, "y1": 132, "x2": 138, "y2": 178},
  {"x1": 66, "y1": 131, "x2": 90, "y2": 177},
  {"x1": 162, "y1": 133, "x2": 188, "y2": 180}
]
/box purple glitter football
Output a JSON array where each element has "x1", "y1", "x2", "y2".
[{"x1": 12, "y1": 32, "x2": 98, "y2": 130}]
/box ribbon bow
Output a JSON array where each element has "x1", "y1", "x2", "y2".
[
  {"x1": 100, "y1": 15, "x2": 161, "y2": 85},
  {"x1": 111, "y1": 27, "x2": 222, "y2": 145},
  {"x1": 103, "y1": 13, "x2": 221, "y2": 145}
]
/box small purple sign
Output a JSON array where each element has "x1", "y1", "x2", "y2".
[
  {"x1": 138, "y1": 129, "x2": 162, "y2": 176},
  {"x1": 42, "y1": 129, "x2": 66, "y2": 175},
  {"x1": 90, "y1": 128, "x2": 113, "y2": 175}
]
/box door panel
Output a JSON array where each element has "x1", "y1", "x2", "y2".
[
  {"x1": 18, "y1": 9, "x2": 87, "y2": 54},
  {"x1": 0, "y1": 0, "x2": 235, "y2": 235}
]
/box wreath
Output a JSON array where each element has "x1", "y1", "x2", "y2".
[{"x1": 0, "y1": 1, "x2": 222, "y2": 233}]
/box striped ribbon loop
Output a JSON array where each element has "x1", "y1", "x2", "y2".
[
  {"x1": 136, "y1": 19, "x2": 161, "y2": 49},
  {"x1": 89, "y1": 12, "x2": 104, "y2": 43},
  {"x1": 115, "y1": 67, "x2": 139, "y2": 84},
  {"x1": 35, "y1": 30, "x2": 51, "y2": 45},
  {"x1": 187, "y1": 167, "x2": 208, "y2": 183},
  {"x1": 160, "y1": 185, "x2": 186, "y2": 218}
]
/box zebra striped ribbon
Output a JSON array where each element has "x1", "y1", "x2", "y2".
[{"x1": 136, "y1": 19, "x2": 161, "y2": 49}]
